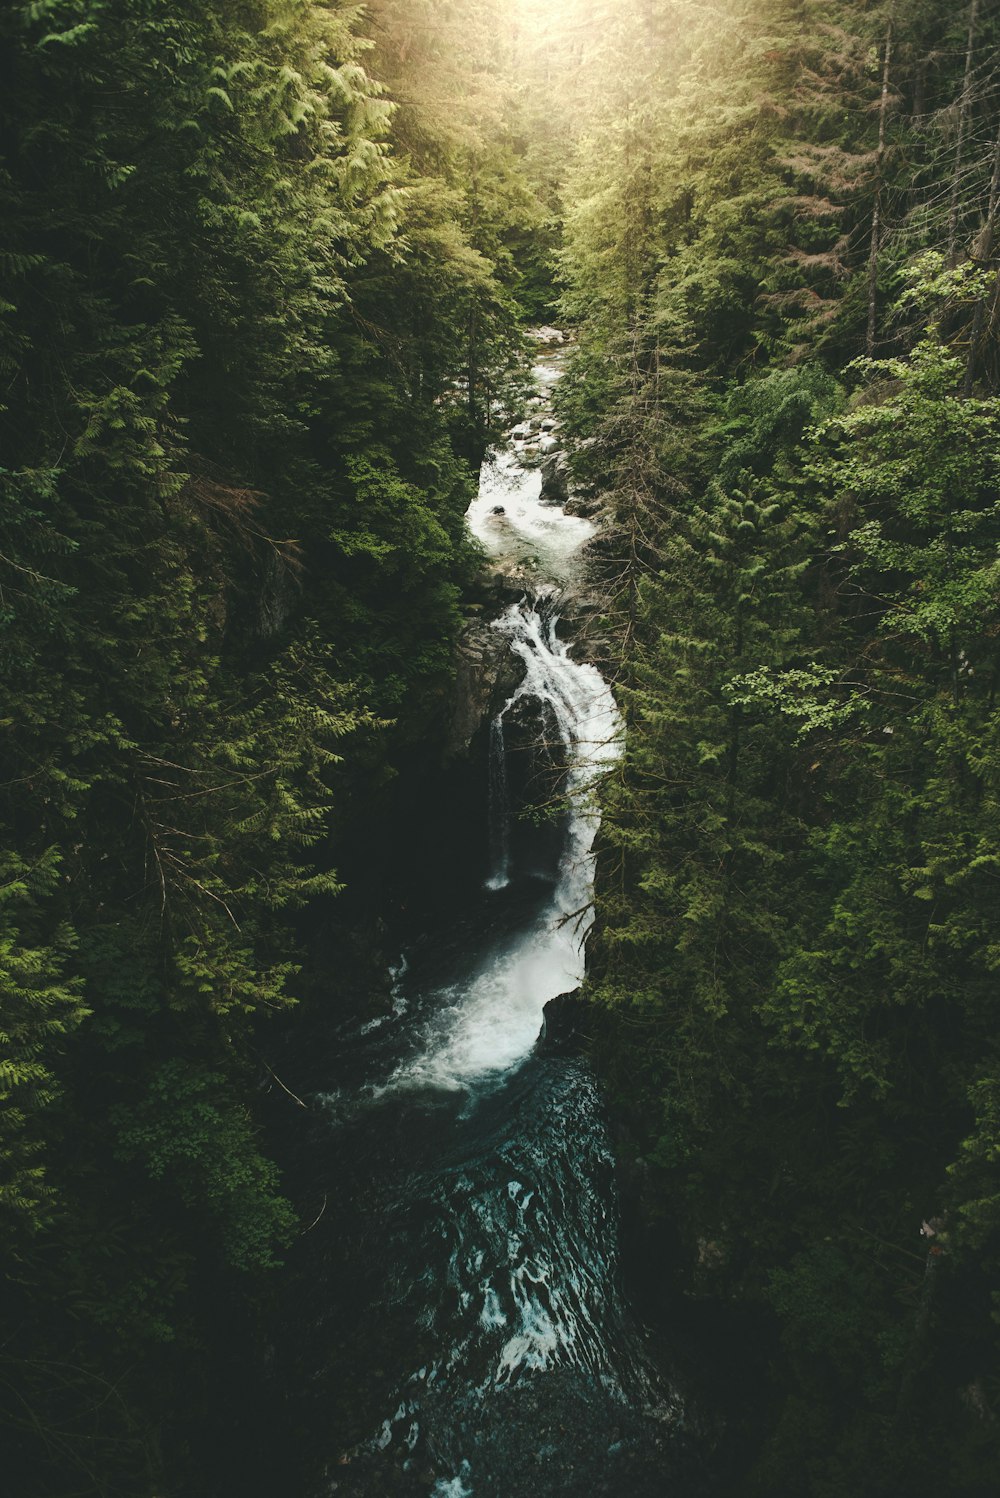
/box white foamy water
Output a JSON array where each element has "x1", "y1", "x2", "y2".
[
  {"x1": 331, "y1": 341, "x2": 684, "y2": 1498},
  {"x1": 382, "y1": 606, "x2": 619, "y2": 1090},
  {"x1": 432, "y1": 1466, "x2": 473, "y2": 1498},
  {"x1": 466, "y1": 450, "x2": 594, "y2": 587},
  {"x1": 383, "y1": 342, "x2": 620, "y2": 1094}
]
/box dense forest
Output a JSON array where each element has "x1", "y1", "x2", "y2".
[
  {"x1": 556, "y1": 1, "x2": 1000, "y2": 1492},
  {"x1": 2, "y1": 1, "x2": 1000, "y2": 1495},
  {"x1": 1, "y1": 2, "x2": 537, "y2": 1490}
]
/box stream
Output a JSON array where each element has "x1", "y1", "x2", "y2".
[{"x1": 278, "y1": 335, "x2": 708, "y2": 1498}]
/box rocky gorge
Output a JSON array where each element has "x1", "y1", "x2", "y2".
[{"x1": 257, "y1": 332, "x2": 711, "y2": 1498}]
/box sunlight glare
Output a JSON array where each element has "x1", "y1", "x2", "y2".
[{"x1": 515, "y1": 0, "x2": 584, "y2": 29}]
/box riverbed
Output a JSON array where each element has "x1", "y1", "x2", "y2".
[{"x1": 272, "y1": 336, "x2": 707, "y2": 1497}]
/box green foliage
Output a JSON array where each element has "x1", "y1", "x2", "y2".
[
  {"x1": 8, "y1": 0, "x2": 1000, "y2": 1490},
  {"x1": 0, "y1": 850, "x2": 88, "y2": 1222},
  {"x1": 0, "y1": 0, "x2": 550, "y2": 1491},
  {"x1": 112, "y1": 1060, "x2": 296, "y2": 1273},
  {"x1": 951, "y1": 1077, "x2": 1000, "y2": 1264},
  {"x1": 561, "y1": 3, "x2": 1000, "y2": 1487},
  {"x1": 822, "y1": 339, "x2": 1000, "y2": 667}
]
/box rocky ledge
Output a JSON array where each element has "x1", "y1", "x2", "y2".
[{"x1": 536, "y1": 989, "x2": 595, "y2": 1055}]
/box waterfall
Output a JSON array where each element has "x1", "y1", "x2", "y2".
[
  {"x1": 493, "y1": 591, "x2": 619, "y2": 952},
  {"x1": 485, "y1": 715, "x2": 510, "y2": 891},
  {"x1": 295, "y1": 334, "x2": 698, "y2": 1498},
  {"x1": 379, "y1": 591, "x2": 619, "y2": 1096}
]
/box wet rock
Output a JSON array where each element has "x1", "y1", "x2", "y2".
[
  {"x1": 537, "y1": 989, "x2": 593, "y2": 1054},
  {"x1": 502, "y1": 690, "x2": 567, "y2": 812},
  {"x1": 564, "y1": 491, "x2": 604, "y2": 519},
  {"x1": 528, "y1": 325, "x2": 567, "y2": 345},
  {"x1": 446, "y1": 619, "x2": 523, "y2": 759},
  {"x1": 255, "y1": 548, "x2": 295, "y2": 637},
  {"x1": 540, "y1": 451, "x2": 571, "y2": 504}
]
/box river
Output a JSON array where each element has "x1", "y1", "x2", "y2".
[{"x1": 272, "y1": 335, "x2": 708, "y2": 1498}]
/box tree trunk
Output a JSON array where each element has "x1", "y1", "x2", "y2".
[
  {"x1": 467, "y1": 153, "x2": 481, "y2": 433},
  {"x1": 948, "y1": 0, "x2": 980, "y2": 264},
  {"x1": 912, "y1": 56, "x2": 926, "y2": 122},
  {"x1": 867, "y1": 22, "x2": 893, "y2": 356},
  {"x1": 963, "y1": 120, "x2": 1000, "y2": 396}
]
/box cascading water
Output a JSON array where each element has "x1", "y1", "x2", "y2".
[
  {"x1": 285, "y1": 334, "x2": 707, "y2": 1498},
  {"x1": 485, "y1": 716, "x2": 510, "y2": 892},
  {"x1": 374, "y1": 586, "x2": 619, "y2": 1097}
]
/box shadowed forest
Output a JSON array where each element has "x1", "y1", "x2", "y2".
[{"x1": 3, "y1": 2, "x2": 1000, "y2": 1495}]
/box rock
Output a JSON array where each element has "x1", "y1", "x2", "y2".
[
  {"x1": 537, "y1": 990, "x2": 594, "y2": 1054},
  {"x1": 563, "y1": 492, "x2": 603, "y2": 519},
  {"x1": 528, "y1": 325, "x2": 566, "y2": 345},
  {"x1": 255, "y1": 548, "x2": 295, "y2": 637},
  {"x1": 502, "y1": 690, "x2": 567, "y2": 808},
  {"x1": 491, "y1": 505, "x2": 506, "y2": 515},
  {"x1": 446, "y1": 618, "x2": 524, "y2": 759},
  {"x1": 540, "y1": 451, "x2": 571, "y2": 504}
]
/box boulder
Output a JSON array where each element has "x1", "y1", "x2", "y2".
[
  {"x1": 537, "y1": 990, "x2": 594, "y2": 1054},
  {"x1": 540, "y1": 451, "x2": 571, "y2": 504},
  {"x1": 446, "y1": 617, "x2": 524, "y2": 759},
  {"x1": 563, "y1": 492, "x2": 604, "y2": 519},
  {"x1": 529, "y1": 325, "x2": 566, "y2": 346},
  {"x1": 502, "y1": 690, "x2": 567, "y2": 809}
]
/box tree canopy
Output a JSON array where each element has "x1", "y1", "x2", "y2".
[{"x1": 3, "y1": 1, "x2": 1000, "y2": 1493}]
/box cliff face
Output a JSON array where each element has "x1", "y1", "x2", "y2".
[
  {"x1": 447, "y1": 340, "x2": 613, "y2": 761},
  {"x1": 446, "y1": 607, "x2": 525, "y2": 760}
]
